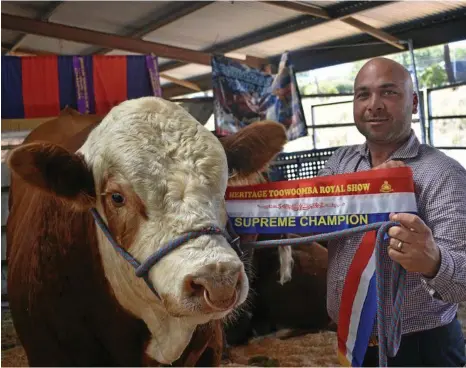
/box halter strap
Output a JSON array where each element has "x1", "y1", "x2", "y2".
[{"x1": 90, "y1": 208, "x2": 238, "y2": 299}]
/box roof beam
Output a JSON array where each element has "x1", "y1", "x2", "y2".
[
  {"x1": 262, "y1": 1, "x2": 405, "y2": 50},
  {"x1": 157, "y1": 1, "x2": 392, "y2": 73},
  {"x1": 91, "y1": 1, "x2": 214, "y2": 55},
  {"x1": 0, "y1": 13, "x2": 267, "y2": 69},
  {"x1": 261, "y1": 1, "x2": 330, "y2": 19},
  {"x1": 341, "y1": 16, "x2": 405, "y2": 50}
]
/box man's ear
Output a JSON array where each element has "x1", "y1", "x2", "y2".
[
  {"x1": 412, "y1": 92, "x2": 418, "y2": 114},
  {"x1": 219, "y1": 120, "x2": 287, "y2": 177},
  {"x1": 7, "y1": 142, "x2": 96, "y2": 210}
]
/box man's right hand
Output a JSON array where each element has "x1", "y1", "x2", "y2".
[{"x1": 372, "y1": 160, "x2": 406, "y2": 170}]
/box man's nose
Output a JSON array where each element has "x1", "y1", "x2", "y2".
[{"x1": 367, "y1": 94, "x2": 384, "y2": 111}]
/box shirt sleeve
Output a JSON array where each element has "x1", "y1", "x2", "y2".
[
  {"x1": 317, "y1": 148, "x2": 343, "y2": 177},
  {"x1": 419, "y1": 162, "x2": 466, "y2": 303}
]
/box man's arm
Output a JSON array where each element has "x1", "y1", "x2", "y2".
[
  {"x1": 317, "y1": 148, "x2": 344, "y2": 177},
  {"x1": 419, "y1": 163, "x2": 466, "y2": 303}
]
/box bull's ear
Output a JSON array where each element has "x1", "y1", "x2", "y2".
[
  {"x1": 219, "y1": 120, "x2": 287, "y2": 177},
  {"x1": 7, "y1": 142, "x2": 96, "y2": 209}
]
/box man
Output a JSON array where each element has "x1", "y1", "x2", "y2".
[{"x1": 318, "y1": 57, "x2": 466, "y2": 366}]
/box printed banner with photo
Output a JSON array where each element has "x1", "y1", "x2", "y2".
[{"x1": 211, "y1": 52, "x2": 307, "y2": 141}]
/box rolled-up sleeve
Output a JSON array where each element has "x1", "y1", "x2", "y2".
[{"x1": 420, "y1": 163, "x2": 466, "y2": 303}]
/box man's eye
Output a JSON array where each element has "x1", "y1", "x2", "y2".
[
  {"x1": 383, "y1": 90, "x2": 397, "y2": 95},
  {"x1": 356, "y1": 93, "x2": 369, "y2": 99}
]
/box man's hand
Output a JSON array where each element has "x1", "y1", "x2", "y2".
[
  {"x1": 372, "y1": 160, "x2": 406, "y2": 170},
  {"x1": 387, "y1": 213, "x2": 441, "y2": 278}
]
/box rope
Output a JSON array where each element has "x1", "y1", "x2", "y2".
[
  {"x1": 240, "y1": 221, "x2": 406, "y2": 367},
  {"x1": 134, "y1": 226, "x2": 228, "y2": 277}
]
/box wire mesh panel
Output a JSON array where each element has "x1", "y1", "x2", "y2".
[{"x1": 268, "y1": 147, "x2": 339, "y2": 181}]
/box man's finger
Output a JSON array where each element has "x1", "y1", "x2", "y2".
[
  {"x1": 387, "y1": 225, "x2": 415, "y2": 243},
  {"x1": 390, "y1": 213, "x2": 429, "y2": 234},
  {"x1": 387, "y1": 246, "x2": 407, "y2": 264}
]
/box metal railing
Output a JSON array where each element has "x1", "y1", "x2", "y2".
[{"x1": 426, "y1": 82, "x2": 466, "y2": 148}]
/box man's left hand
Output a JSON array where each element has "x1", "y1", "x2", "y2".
[{"x1": 387, "y1": 213, "x2": 441, "y2": 278}]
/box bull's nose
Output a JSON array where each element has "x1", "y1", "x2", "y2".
[{"x1": 183, "y1": 261, "x2": 243, "y2": 311}]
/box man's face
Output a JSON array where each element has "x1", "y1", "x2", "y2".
[{"x1": 353, "y1": 61, "x2": 418, "y2": 144}]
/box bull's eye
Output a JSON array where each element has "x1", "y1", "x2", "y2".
[{"x1": 111, "y1": 193, "x2": 125, "y2": 206}]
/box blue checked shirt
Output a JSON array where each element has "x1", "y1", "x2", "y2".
[{"x1": 318, "y1": 130, "x2": 466, "y2": 336}]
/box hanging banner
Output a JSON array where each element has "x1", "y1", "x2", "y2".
[
  {"x1": 145, "y1": 54, "x2": 162, "y2": 97},
  {"x1": 225, "y1": 167, "x2": 417, "y2": 234},
  {"x1": 211, "y1": 52, "x2": 307, "y2": 141},
  {"x1": 1, "y1": 55, "x2": 162, "y2": 119},
  {"x1": 73, "y1": 56, "x2": 91, "y2": 115}
]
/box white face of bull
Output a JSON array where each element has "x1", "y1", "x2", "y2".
[{"x1": 77, "y1": 97, "x2": 249, "y2": 362}]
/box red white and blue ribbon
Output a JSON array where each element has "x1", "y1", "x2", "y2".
[{"x1": 226, "y1": 167, "x2": 418, "y2": 365}]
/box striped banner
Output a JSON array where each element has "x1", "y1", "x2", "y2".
[
  {"x1": 226, "y1": 167, "x2": 417, "y2": 234},
  {"x1": 2, "y1": 55, "x2": 162, "y2": 119},
  {"x1": 226, "y1": 167, "x2": 418, "y2": 366}
]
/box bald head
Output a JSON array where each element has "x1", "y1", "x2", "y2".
[
  {"x1": 353, "y1": 57, "x2": 418, "y2": 147},
  {"x1": 355, "y1": 57, "x2": 413, "y2": 94}
]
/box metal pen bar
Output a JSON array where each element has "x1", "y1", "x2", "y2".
[{"x1": 407, "y1": 39, "x2": 427, "y2": 144}]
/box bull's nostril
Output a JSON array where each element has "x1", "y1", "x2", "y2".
[
  {"x1": 183, "y1": 276, "x2": 206, "y2": 297},
  {"x1": 190, "y1": 280, "x2": 204, "y2": 293}
]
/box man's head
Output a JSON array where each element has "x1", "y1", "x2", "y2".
[{"x1": 353, "y1": 57, "x2": 418, "y2": 145}]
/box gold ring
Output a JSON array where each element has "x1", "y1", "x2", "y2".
[{"x1": 397, "y1": 241, "x2": 403, "y2": 251}]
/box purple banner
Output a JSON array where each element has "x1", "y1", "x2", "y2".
[
  {"x1": 72, "y1": 56, "x2": 90, "y2": 114},
  {"x1": 145, "y1": 55, "x2": 162, "y2": 97}
]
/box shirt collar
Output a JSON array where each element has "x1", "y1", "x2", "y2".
[{"x1": 355, "y1": 129, "x2": 421, "y2": 160}]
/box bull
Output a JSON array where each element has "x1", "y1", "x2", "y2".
[{"x1": 6, "y1": 97, "x2": 288, "y2": 366}]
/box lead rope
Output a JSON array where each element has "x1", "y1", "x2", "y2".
[{"x1": 239, "y1": 221, "x2": 405, "y2": 367}]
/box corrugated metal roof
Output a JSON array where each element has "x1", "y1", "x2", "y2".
[
  {"x1": 233, "y1": 19, "x2": 362, "y2": 57},
  {"x1": 142, "y1": 1, "x2": 303, "y2": 51},
  {"x1": 352, "y1": 1, "x2": 466, "y2": 29},
  {"x1": 47, "y1": 1, "x2": 169, "y2": 34}
]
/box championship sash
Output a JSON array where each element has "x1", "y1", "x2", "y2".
[{"x1": 225, "y1": 167, "x2": 418, "y2": 366}]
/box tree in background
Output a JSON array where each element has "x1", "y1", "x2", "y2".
[{"x1": 420, "y1": 64, "x2": 448, "y2": 89}]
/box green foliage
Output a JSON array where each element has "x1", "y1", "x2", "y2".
[
  {"x1": 420, "y1": 63, "x2": 448, "y2": 89},
  {"x1": 334, "y1": 80, "x2": 354, "y2": 94}
]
